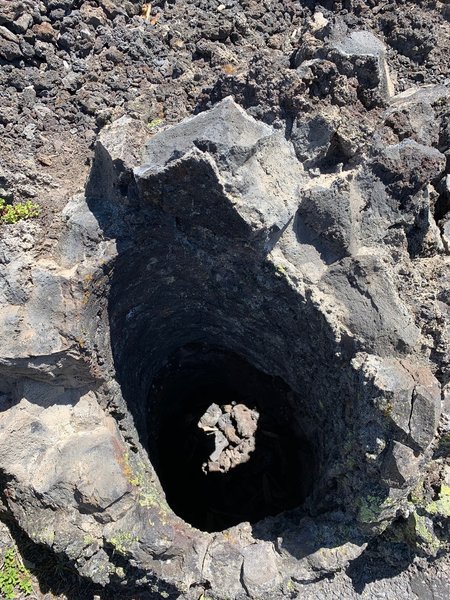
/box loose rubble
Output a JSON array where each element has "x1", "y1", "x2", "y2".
[{"x1": 198, "y1": 403, "x2": 259, "y2": 473}]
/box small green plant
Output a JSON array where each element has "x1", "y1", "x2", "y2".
[
  {"x1": 0, "y1": 547, "x2": 33, "y2": 599},
  {"x1": 0, "y1": 197, "x2": 40, "y2": 224},
  {"x1": 358, "y1": 494, "x2": 393, "y2": 523},
  {"x1": 286, "y1": 578, "x2": 296, "y2": 593},
  {"x1": 274, "y1": 263, "x2": 287, "y2": 276},
  {"x1": 147, "y1": 117, "x2": 163, "y2": 129},
  {"x1": 426, "y1": 484, "x2": 450, "y2": 518},
  {"x1": 107, "y1": 531, "x2": 138, "y2": 556}
]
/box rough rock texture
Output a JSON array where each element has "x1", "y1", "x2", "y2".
[
  {"x1": 0, "y1": 1, "x2": 449, "y2": 600},
  {"x1": 1, "y1": 92, "x2": 449, "y2": 598},
  {"x1": 198, "y1": 402, "x2": 259, "y2": 474}
]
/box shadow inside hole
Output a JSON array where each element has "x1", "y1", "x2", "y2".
[
  {"x1": 315, "y1": 132, "x2": 354, "y2": 174},
  {"x1": 146, "y1": 344, "x2": 316, "y2": 532}
]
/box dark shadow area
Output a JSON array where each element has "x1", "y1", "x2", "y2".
[
  {"x1": 301, "y1": 0, "x2": 359, "y2": 11},
  {"x1": 293, "y1": 210, "x2": 345, "y2": 265},
  {"x1": 434, "y1": 189, "x2": 450, "y2": 223},
  {"x1": 81, "y1": 117, "x2": 418, "y2": 589},
  {"x1": 147, "y1": 344, "x2": 315, "y2": 532},
  {"x1": 315, "y1": 132, "x2": 354, "y2": 174},
  {"x1": 406, "y1": 206, "x2": 433, "y2": 259},
  {"x1": 346, "y1": 517, "x2": 418, "y2": 593},
  {"x1": 379, "y1": 25, "x2": 434, "y2": 66},
  {"x1": 263, "y1": 217, "x2": 294, "y2": 255},
  {"x1": 433, "y1": 434, "x2": 450, "y2": 459}
]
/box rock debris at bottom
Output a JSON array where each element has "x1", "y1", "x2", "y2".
[{"x1": 198, "y1": 403, "x2": 259, "y2": 474}]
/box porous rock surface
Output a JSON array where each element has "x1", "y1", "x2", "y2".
[
  {"x1": 0, "y1": 1, "x2": 449, "y2": 599},
  {"x1": 1, "y1": 92, "x2": 449, "y2": 598}
]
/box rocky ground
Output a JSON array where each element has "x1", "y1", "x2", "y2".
[
  {"x1": 1, "y1": 0, "x2": 449, "y2": 218},
  {"x1": 0, "y1": 1, "x2": 450, "y2": 599}
]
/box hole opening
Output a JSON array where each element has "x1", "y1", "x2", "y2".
[{"x1": 146, "y1": 344, "x2": 316, "y2": 532}]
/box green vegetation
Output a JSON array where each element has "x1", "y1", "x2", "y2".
[
  {"x1": 274, "y1": 263, "x2": 287, "y2": 277},
  {"x1": 0, "y1": 198, "x2": 40, "y2": 224},
  {"x1": 123, "y1": 452, "x2": 170, "y2": 516},
  {"x1": 408, "y1": 512, "x2": 441, "y2": 554},
  {"x1": 0, "y1": 547, "x2": 33, "y2": 599},
  {"x1": 147, "y1": 117, "x2": 164, "y2": 130},
  {"x1": 408, "y1": 479, "x2": 450, "y2": 519},
  {"x1": 107, "y1": 531, "x2": 138, "y2": 556},
  {"x1": 286, "y1": 578, "x2": 296, "y2": 593},
  {"x1": 358, "y1": 494, "x2": 396, "y2": 524},
  {"x1": 426, "y1": 484, "x2": 450, "y2": 518},
  {"x1": 405, "y1": 479, "x2": 449, "y2": 555}
]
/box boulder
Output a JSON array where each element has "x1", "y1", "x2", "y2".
[{"x1": 0, "y1": 97, "x2": 446, "y2": 599}]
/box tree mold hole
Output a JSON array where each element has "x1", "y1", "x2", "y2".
[{"x1": 145, "y1": 344, "x2": 316, "y2": 533}]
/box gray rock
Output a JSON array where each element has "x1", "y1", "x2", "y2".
[
  {"x1": 409, "y1": 378, "x2": 442, "y2": 450},
  {"x1": 0, "y1": 97, "x2": 447, "y2": 599},
  {"x1": 294, "y1": 27, "x2": 394, "y2": 109},
  {"x1": 86, "y1": 115, "x2": 148, "y2": 203},
  {"x1": 198, "y1": 402, "x2": 222, "y2": 429},
  {"x1": 320, "y1": 255, "x2": 420, "y2": 354},
  {"x1": 0, "y1": 37, "x2": 22, "y2": 60},
  {"x1": 12, "y1": 13, "x2": 33, "y2": 34},
  {"x1": 0, "y1": 25, "x2": 19, "y2": 43},
  {"x1": 296, "y1": 177, "x2": 356, "y2": 260},
  {"x1": 384, "y1": 85, "x2": 448, "y2": 147},
  {"x1": 333, "y1": 30, "x2": 386, "y2": 58},
  {"x1": 55, "y1": 193, "x2": 106, "y2": 265},
  {"x1": 202, "y1": 539, "x2": 244, "y2": 598},
  {"x1": 140, "y1": 96, "x2": 273, "y2": 169},
  {"x1": 442, "y1": 218, "x2": 450, "y2": 253},
  {"x1": 291, "y1": 114, "x2": 337, "y2": 165},
  {"x1": 242, "y1": 543, "x2": 281, "y2": 596},
  {"x1": 276, "y1": 517, "x2": 367, "y2": 576},
  {"x1": 381, "y1": 441, "x2": 420, "y2": 487},
  {"x1": 136, "y1": 97, "x2": 304, "y2": 240},
  {"x1": 328, "y1": 30, "x2": 395, "y2": 107},
  {"x1": 209, "y1": 430, "x2": 229, "y2": 462},
  {"x1": 372, "y1": 140, "x2": 446, "y2": 198},
  {"x1": 355, "y1": 355, "x2": 441, "y2": 449}
]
